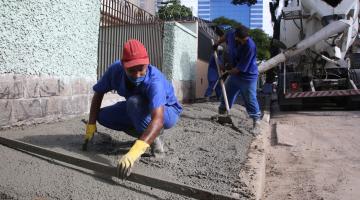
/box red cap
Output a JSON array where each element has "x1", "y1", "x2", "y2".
[{"x1": 122, "y1": 39, "x2": 149, "y2": 68}]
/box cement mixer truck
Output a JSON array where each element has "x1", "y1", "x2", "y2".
[{"x1": 261, "y1": 0, "x2": 360, "y2": 110}]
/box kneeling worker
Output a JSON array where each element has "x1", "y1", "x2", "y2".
[{"x1": 84, "y1": 39, "x2": 183, "y2": 179}]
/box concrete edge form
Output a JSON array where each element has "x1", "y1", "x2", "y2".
[{"x1": 236, "y1": 131, "x2": 267, "y2": 200}]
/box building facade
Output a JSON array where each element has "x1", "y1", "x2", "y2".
[
  {"x1": 198, "y1": 0, "x2": 211, "y2": 20},
  {"x1": 128, "y1": 0, "x2": 157, "y2": 15},
  {"x1": 249, "y1": 1, "x2": 263, "y2": 29}
]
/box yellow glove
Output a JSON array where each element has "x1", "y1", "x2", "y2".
[
  {"x1": 117, "y1": 140, "x2": 149, "y2": 179},
  {"x1": 84, "y1": 124, "x2": 96, "y2": 141}
]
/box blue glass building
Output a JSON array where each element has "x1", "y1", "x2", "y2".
[
  {"x1": 198, "y1": 0, "x2": 211, "y2": 20},
  {"x1": 249, "y1": 1, "x2": 263, "y2": 29},
  {"x1": 198, "y1": 0, "x2": 264, "y2": 30}
]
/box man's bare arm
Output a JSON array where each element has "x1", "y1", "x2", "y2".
[
  {"x1": 88, "y1": 92, "x2": 104, "y2": 124},
  {"x1": 228, "y1": 67, "x2": 240, "y2": 75},
  {"x1": 139, "y1": 106, "x2": 164, "y2": 145}
]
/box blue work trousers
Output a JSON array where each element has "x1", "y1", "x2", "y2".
[
  {"x1": 97, "y1": 95, "x2": 180, "y2": 137},
  {"x1": 219, "y1": 75, "x2": 261, "y2": 120},
  {"x1": 204, "y1": 80, "x2": 222, "y2": 98}
]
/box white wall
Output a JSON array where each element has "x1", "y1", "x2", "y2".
[
  {"x1": 163, "y1": 22, "x2": 198, "y2": 102},
  {"x1": 263, "y1": 0, "x2": 273, "y2": 36},
  {"x1": 0, "y1": 0, "x2": 100, "y2": 77}
]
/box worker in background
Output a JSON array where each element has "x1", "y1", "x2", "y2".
[
  {"x1": 84, "y1": 39, "x2": 183, "y2": 179},
  {"x1": 213, "y1": 25, "x2": 261, "y2": 131},
  {"x1": 204, "y1": 46, "x2": 224, "y2": 101}
]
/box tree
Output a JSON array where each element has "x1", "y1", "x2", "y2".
[
  {"x1": 231, "y1": 0, "x2": 257, "y2": 6},
  {"x1": 157, "y1": 0, "x2": 192, "y2": 21},
  {"x1": 249, "y1": 29, "x2": 271, "y2": 61},
  {"x1": 212, "y1": 16, "x2": 243, "y2": 29}
]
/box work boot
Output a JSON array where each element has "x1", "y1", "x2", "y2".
[
  {"x1": 150, "y1": 130, "x2": 165, "y2": 158},
  {"x1": 252, "y1": 119, "x2": 261, "y2": 135}
]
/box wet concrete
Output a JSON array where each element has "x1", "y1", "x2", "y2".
[{"x1": 0, "y1": 102, "x2": 257, "y2": 200}]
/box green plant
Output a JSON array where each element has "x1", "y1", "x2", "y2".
[
  {"x1": 157, "y1": 0, "x2": 192, "y2": 21},
  {"x1": 212, "y1": 16, "x2": 243, "y2": 28},
  {"x1": 231, "y1": 0, "x2": 257, "y2": 6},
  {"x1": 249, "y1": 29, "x2": 271, "y2": 61}
]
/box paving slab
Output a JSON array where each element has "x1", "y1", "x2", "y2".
[{"x1": 275, "y1": 123, "x2": 297, "y2": 146}]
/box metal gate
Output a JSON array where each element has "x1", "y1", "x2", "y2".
[
  {"x1": 98, "y1": 0, "x2": 164, "y2": 79},
  {"x1": 197, "y1": 18, "x2": 218, "y2": 62}
]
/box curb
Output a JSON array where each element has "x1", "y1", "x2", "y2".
[
  {"x1": 262, "y1": 95, "x2": 271, "y2": 123},
  {"x1": 236, "y1": 94, "x2": 271, "y2": 200},
  {"x1": 237, "y1": 132, "x2": 267, "y2": 200}
]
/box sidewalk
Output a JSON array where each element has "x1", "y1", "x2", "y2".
[{"x1": 0, "y1": 101, "x2": 263, "y2": 200}]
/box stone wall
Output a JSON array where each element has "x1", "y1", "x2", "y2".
[
  {"x1": 162, "y1": 21, "x2": 198, "y2": 102},
  {"x1": 0, "y1": 0, "x2": 100, "y2": 128},
  {"x1": 0, "y1": 74, "x2": 95, "y2": 128}
]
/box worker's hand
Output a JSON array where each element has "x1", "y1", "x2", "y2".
[
  {"x1": 224, "y1": 62, "x2": 233, "y2": 70},
  {"x1": 212, "y1": 43, "x2": 219, "y2": 51},
  {"x1": 220, "y1": 71, "x2": 229, "y2": 81},
  {"x1": 117, "y1": 140, "x2": 149, "y2": 179},
  {"x1": 84, "y1": 124, "x2": 96, "y2": 141},
  {"x1": 219, "y1": 64, "x2": 226, "y2": 71}
]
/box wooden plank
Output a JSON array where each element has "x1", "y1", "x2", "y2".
[{"x1": 0, "y1": 136, "x2": 239, "y2": 200}]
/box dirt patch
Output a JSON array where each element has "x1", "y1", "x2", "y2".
[
  {"x1": 0, "y1": 102, "x2": 259, "y2": 200},
  {"x1": 264, "y1": 106, "x2": 360, "y2": 200}
]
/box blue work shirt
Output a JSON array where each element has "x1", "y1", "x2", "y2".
[
  {"x1": 225, "y1": 29, "x2": 237, "y2": 67},
  {"x1": 93, "y1": 60, "x2": 182, "y2": 113},
  {"x1": 208, "y1": 54, "x2": 223, "y2": 81},
  {"x1": 234, "y1": 37, "x2": 258, "y2": 80}
]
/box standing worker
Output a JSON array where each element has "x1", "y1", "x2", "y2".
[
  {"x1": 204, "y1": 46, "x2": 224, "y2": 101},
  {"x1": 84, "y1": 39, "x2": 183, "y2": 179},
  {"x1": 213, "y1": 25, "x2": 261, "y2": 131}
]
